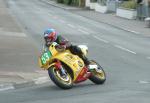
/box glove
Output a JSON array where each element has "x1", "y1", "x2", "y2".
[
  {"x1": 56, "y1": 45, "x2": 66, "y2": 52},
  {"x1": 56, "y1": 45, "x2": 66, "y2": 49}
]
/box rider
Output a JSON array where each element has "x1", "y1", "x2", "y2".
[{"x1": 43, "y1": 28, "x2": 91, "y2": 69}]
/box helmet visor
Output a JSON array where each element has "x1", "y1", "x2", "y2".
[{"x1": 44, "y1": 32, "x2": 56, "y2": 45}]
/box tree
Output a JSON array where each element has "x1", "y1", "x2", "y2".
[{"x1": 79, "y1": 0, "x2": 85, "y2": 7}]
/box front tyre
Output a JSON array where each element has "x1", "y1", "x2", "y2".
[
  {"x1": 89, "y1": 60, "x2": 106, "y2": 84},
  {"x1": 48, "y1": 65, "x2": 73, "y2": 89}
]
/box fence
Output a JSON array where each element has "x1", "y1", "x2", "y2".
[{"x1": 137, "y1": 3, "x2": 150, "y2": 20}]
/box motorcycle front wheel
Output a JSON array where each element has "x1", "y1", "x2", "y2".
[
  {"x1": 89, "y1": 60, "x2": 106, "y2": 84},
  {"x1": 48, "y1": 65, "x2": 73, "y2": 89}
]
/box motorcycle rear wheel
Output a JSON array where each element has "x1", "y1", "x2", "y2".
[
  {"x1": 89, "y1": 60, "x2": 106, "y2": 84},
  {"x1": 48, "y1": 65, "x2": 73, "y2": 89}
]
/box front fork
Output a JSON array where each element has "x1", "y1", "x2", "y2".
[{"x1": 54, "y1": 60, "x2": 66, "y2": 76}]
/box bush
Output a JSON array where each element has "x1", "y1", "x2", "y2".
[
  {"x1": 63, "y1": 0, "x2": 72, "y2": 5},
  {"x1": 71, "y1": 0, "x2": 79, "y2": 6},
  {"x1": 57, "y1": 0, "x2": 63, "y2": 3},
  {"x1": 72, "y1": 0, "x2": 85, "y2": 7},
  {"x1": 98, "y1": 0, "x2": 107, "y2": 6},
  {"x1": 90, "y1": 0, "x2": 97, "y2": 2},
  {"x1": 56, "y1": 0, "x2": 85, "y2": 7},
  {"x1": 120, "y1": 0, "x2": 137, "y2": 9}
]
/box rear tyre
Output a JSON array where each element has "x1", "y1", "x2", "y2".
[
  {"x1": 48, "y1": 65, "x2": 73, "y2": 89},
  {"x1": 89, "y1": 60, "x2": 106, "y2": 84}
]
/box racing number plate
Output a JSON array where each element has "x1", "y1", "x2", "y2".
[{"x1": 41, "y1": 50, "x2": 52, "y2": 65}]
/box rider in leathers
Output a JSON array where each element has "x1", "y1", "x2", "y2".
[{"x1": 43, "y1": 28, "x2": 90, "y2": 68}]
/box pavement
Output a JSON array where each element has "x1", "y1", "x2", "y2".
[
  {"x1": 41, "y1": 0, "x2": 150, "y2": 36},
  {"x1": 0, "y1": 0, "x2": 49, "y2": 91}
]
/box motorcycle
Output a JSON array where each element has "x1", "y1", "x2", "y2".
[{"x1": 38, "y1": 42, "x2": 106, "y2": 89}]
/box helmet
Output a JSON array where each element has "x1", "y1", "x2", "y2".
[{"x1": 44, "y1": 29, "x2": 57, "y2": 46}]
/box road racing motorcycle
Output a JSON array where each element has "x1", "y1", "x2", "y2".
[{"x1": 38, "y1": 42, "x2": 106, "y2": 89}]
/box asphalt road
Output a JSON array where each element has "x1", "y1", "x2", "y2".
[{"x1": 0, "y1": 0, "x2": 150, "y2": 103}]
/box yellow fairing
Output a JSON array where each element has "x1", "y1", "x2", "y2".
[
  {"x1": 49, "y1": 43, "x2": 58, "y2": 56},
  {"x1": 52, "y1": 50, "x2": 85, "y2": 81},
  {"x1": 38, "y1": 42, "x2": 58, "y2": 69},
  {"x1": 39, "y1": 42, "x2": 85, "y2": 81}
]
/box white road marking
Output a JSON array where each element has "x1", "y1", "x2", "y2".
[
  {"x1": 35, "y1": 70, "x2": 47, "y2": 74},
  {"x1": 130, "y1": 31, "x2": 140, "y2": 34},
  {"x1": 71, "y1": 42, "x2": 88, "y2": 45},
  {"x1": 123, "y1": 28, "x2": 140, "y2": 34},
  {"x1": 147, "y1": 57, "x2": 150, "y2": 59},
  {"x1": 78, "y1": 29, "x2": 90, "y2": 35},
  {"x1": 78, "y1": 26, "x2": 89, "y2": 31},
  {"x1": 0, "y1": 31, "x2": 27, "y2": 37},
  {"x1": 115, "y1": 45, "x2": 136, "y2": 54},
  {"x1": 0, "y1": 84, "x2": 15, "y2": 91},
  {"x1": 67, "y1": 24, "x2": 75, "y2": 28},
  {"x1": 3, "y1": 53, "x2": 32, "y2": 56},
  {"x1": 93, "y1": 35, "x2": 109, "y2": 43},
  {"x1": 34, "y1": 76, "x2": 50, "y2": 84},
  {"x1": 78, "y1": 26, "x2": 95, "y2": 33},
  {"x1": 7, "y1": 33, "x2": 26, "y2": 37},
  {"x1": 139, "y1": 80, "x2": 149, "y2": 84}
]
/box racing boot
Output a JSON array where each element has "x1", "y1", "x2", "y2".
[{"x1": 82, "y1": 56, "x2": 93, "y2": 71}]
